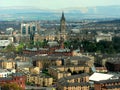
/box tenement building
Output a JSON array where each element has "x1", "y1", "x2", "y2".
[
  {"x1": 48, "y1": 65, "x2": 90, "y2": 80},
  {"x1": 0, "y1": 60, "x2": 15, "y2": 69},
  {"x1": 32, "y1": 55, "x2": 63, "y2": 70},
  {"x1": 27, "y1": 74, "x2": 53, "y2": 87},
  {"x1": 57, "y1": 73, "x2": 90, "y2": 90},
  {"x1": 0, "y1": 73, "x2": 25, "y2": 90},
  {"x1": 94, "y1": 79, "x2": 120, "y2": 90},
  {"x1": 105, "y1": 58, "x2": 120, "y2": 72}
]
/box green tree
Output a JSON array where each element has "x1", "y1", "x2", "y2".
[
  {"x1": 5, "y1": 44, "x2": 16, "y2": 52},
  {"x1": 34, "y1": 41, "x2": 42, "y2": 48},
  {"x1": 1, "y1": 83, "x2": 22, "y2": 90},
  {"x1": 64, "y1": 41, "x2": 71, "y2": 48},
  {"x1": 15, "y1": 43, "x2": 25, "y2": 53},
  {"x1": 42, "y1": 39, "x2": 48, "y2": 47}
]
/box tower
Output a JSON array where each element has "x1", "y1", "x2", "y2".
[
  {"x1": 60, "y1": 12, "x2": 66, "y2": 33},
  {"x1": 59, "y1": 12, "x2": 66, "y2": 48}
]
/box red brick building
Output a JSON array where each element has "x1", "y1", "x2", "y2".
[
  {"x1": 0, "y1": 73, "x2": 26, "y2": 90},
  {"x1": 94, "y1": 79, "x2": 120, "y2": 90},
  {"x1": 23, "y1": 47, "x2": 73, "y2": 56}
]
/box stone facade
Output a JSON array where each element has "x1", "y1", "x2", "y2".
[
  {"x1": 48, "y1": 65, "x2": 90, "y2": 80},
  {"x1": 27, "y1": 74, "x2": 53, "y2": 87},
  {"x1": 57, "y1": 73, "x2": 90, "y2": 90}
]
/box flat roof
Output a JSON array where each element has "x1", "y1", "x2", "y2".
[{"x1": 89, "y1": 73, "x2": 114, "y2": 81}]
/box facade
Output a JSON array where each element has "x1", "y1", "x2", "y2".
[
  {"x1": 0, "y1": 40, "x2": 11, "y2": 47},
  {"x1": 23, "y1": 47, "x2": 73, "y2": 56},
  {"x1": 21, "y1": 22, "x2": 40, "y2": 41},
  {"x1": 67, "y1": 56, "x2": 94, "y2": 67},
  {"x1": 27, "y1": 74, "x2": 53, "y2": 87},
  {"x1": 94, "y1": 79, "x2": 120, "y2": 90},
  {"x1": 0, "y1": 35, "x2": 14, "y2": 43},
  {"x1": 21, "y1": 22, "x2": 38, "y2": 35},
  {"x1": 106, "y1": 59, "x2": 120, "y2": 72},
  {"x1": 33, "y1": 56, "x2": 63, "y2": 70},
  {"x1": 96, "y1": 33, "x2": 112, "y2": 42},
  {"x1": 0, "y1": 73, "x2": 26, "y2": 90},
  {"x1": 0, "y1": 60, "x2": 15, "y2": 69},
  {"x1": 57, "y1": 73, "x2": 90, "y2": 90},
  {"x1": 0, "y1": 69, "x2": 11, "y2": 77},
  {"x1": 95, "y1": 67, "x2": 108, "y2": 73},
  {"x1": 48, "y1": 65, "x2": 90, "y2": 80},
  {"x1": 29, "y1": 67, "x2": 40, "y2": 74}
]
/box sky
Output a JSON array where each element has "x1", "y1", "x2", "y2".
[{"x1": 1, "y1": 0, "x2": 120, "y2": 10}]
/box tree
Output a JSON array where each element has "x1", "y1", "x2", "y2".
[
  {"x1": 15, "y1": 43, "x2": 25, "y2": 53},
  {"x1": 5, "y1": 44, "x2": 16, "y2": 52},
  {"x1": 34, "y1": 41, "x2": 42, "y2": 48},
  {"x1": 42, "y1": 39, "x2": 48, "y2": 47},
  {"x1": 64, "y1": 41, "x2": 71, "y2": 48},
  {"x1": 1, "y1": 83, "x2": 22, "y2": 90}
]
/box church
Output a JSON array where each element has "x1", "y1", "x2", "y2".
[{"x1": 33, "y1": 12, "x2": 67, "y2": 42}]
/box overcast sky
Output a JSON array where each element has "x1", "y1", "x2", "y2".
[{"x1": 1, "y1": 0, "x2": 120, "y2": 9}]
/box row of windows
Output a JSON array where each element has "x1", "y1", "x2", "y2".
[{"x1": 22, "y1": 26, "x2": 36, "y2": 35}]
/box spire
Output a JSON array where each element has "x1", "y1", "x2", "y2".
[{"x1": 61, "y1": 12, "x2": 65, "y2": 21}]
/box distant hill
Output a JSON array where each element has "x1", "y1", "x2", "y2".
[
  {"x1": 0, "y1": 5, "x2": 120, "y2": 21},
  {"x1": 96, "y1": 19, "x2": 120, "y2": 24}
]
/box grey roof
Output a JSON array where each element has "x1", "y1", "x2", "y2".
[
  {"x1": 55, "y1": 48, "x2": 70, "y2": 53},
  {"x1": 12, "y1": 73, "x2": 24, "y2": 77},
  {"x1": 61, "y1": 82, "x2": 90, "y2": 87},
  {"x1": 95, "y1": 79, "x2": 120, "y2": 84},
  {"x1": 0, "y1": 77, "x2": 12, "y2": 81},
  {"x1": 58, "y1": 73, "x2": 88, "y2": 82},
  {"x1": 58, "y1": 73, "x2": 89, "y2": 86},
  {"x1": 0, "y1": 69, "x2": 9, "y2": 73},
  {"x1": 0, "y1": 60, "x2": 15, "y2": 62},
  {"x1": 30, "y1": 74, "x2": 51, "y2": 78},
  {"x1": 32, "y1": 55, "x2": 68, "y2": 61},
  {"x1": 69, "y1": 56, "x2": 91, "y2": 61},
  {"x1": 16, "y1": 61, "x2": 32, "y2": 68},
  {"x1": 104, "y1": 85, "x2": 120, "y2": 89},
  {"x1": 50, "y1": 65, "x2": 88, "y2": 69},
  {"x1": 25, "y1": 48, "x2": 48, "y2": 51},
  {"x1": 107, "y1": 58, "x2": 120, "y2": 64}
]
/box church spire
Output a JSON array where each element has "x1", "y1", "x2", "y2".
[{"x1": 61, "y1": 12, "x2": 65, "y2": 21}]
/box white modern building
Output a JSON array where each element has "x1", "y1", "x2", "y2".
[
  {"x1": 89, "y1": 73, "x2": 114, "y2": 81},
  {"x1": 96, "y1": 33, "x2": 112, "y2": 42},
  {"x1": 0, "y1": 40, "x2": 11, "y2": 47},
  {"x1": 0, "y1": 69, "x2": 12, "y2": 77}
]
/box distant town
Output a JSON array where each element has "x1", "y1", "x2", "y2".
[{"x1": 0, "y1": 11, "x2": 120, "y2": 90}]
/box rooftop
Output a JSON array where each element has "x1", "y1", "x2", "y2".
[
  {"x1": 104, "y1": 85, "x2": 120, "y2": 89},
  {"x1": 95, "y1": 79, "x2": 120, "y2": 84},
  {"x1": 0, "y1": 69, "x2": 9, "y2": 73},
  {"x1": 61, "y1": 82, "x2": 90, "y2": 87},
  {"x1": 89, "y1": 73, "x2": 114, "y2": 81},
  {"x1": 58, "y1": 73, "x2": 90, "y2": 87},
  {"x1": 0, "y1": 77, "x2": 12, "y2": 81},
  {"x1": 58, "y1": 73, "x2": 88, "y2": 83},
  {"x1": 12, "y1": 73, "x2": 24, "y2": 77},
  {"x1": 55, "y1": 48, "x2": 70, "y2": 53}
]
